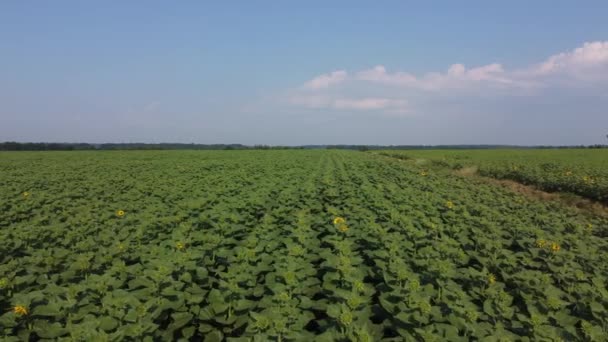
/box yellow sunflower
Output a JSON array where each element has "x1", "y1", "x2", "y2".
[
  {"x1": 116, "y1": 210, "x2": 125, "y2": 217},
  {"x1": 13, "y1": 305, "x2": 28, "y2": 316},
  {"x1": 333, "y1": 217, "x2": 346, "y2": 225}
]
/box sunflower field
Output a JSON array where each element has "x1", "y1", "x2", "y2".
[
  {"x1": 1, "y1": 150, "x2": 607, "y2": 341},
  {"x1": 378, "y1": 149, "x2": 608, "y2": 203}
]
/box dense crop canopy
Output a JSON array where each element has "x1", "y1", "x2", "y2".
[
  {"x1": 0, "y1": 150, "x2": 607, "y2": 340},
  {"x1": 379, "y1": 149, "x2": 608, "y2": 203}
]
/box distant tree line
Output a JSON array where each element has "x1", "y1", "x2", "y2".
[
  {"x1": 0, "y1": 142, "x2": 96, "y2": 151},
  {"x1": 0, "y1": 142, "x2": 305, "y2": 151},
  {"x1": 322, "y1": 144, "x2": 608, "y2": 150},
  {"x1": 0, "y1": 142, "x2": 605, "y2": 151}
]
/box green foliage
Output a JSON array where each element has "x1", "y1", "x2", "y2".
[
  {"x1": 379, "y1": 149, "x2": 608, "y2": 203},
  {"x1": 0, "y1": 150, "x2": 607, "y2": 340}
]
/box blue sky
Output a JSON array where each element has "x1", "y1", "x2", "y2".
[{"x1": 1, "y1": 1, "x2": 608, "y2": 145}]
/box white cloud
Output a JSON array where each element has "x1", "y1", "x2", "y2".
[
  {"x1": 303, "y1": 70, "x2": 348, "y2": 90},
  {"x1": 289, "y1": 41, "x2": 608, "y2": 114},
  {"x1": 532, "y1": 41, "x2": 608, "y2": 75},
  {"x1": 333, "y1": 98, "x2": 389, "y2": 110},
  {"x1": 334, "y1": 98, "x2": 407, "y2": 111},
  {"x1": 355, "y1": 62, "x2": 519, "y2": 91},
  {"x1": 466, "y1": 63, "x2": 506, "y2": 82},
  {"x1": 289, "y1": 95, "x2": 407, "y2": 113},
  {"x1": 447, "y1": 63, "x2": 465, "y2": 77},
  {"x1": 356, "y1": 65, "x2": 417, "y2": 86}
]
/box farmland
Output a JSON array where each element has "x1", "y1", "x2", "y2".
[
  {"x1": 377, "y1": 149, "x2": 608, "y2": 204},
  {"x1": 1, "y1": 150, "x2": 607, "y2": 341}
]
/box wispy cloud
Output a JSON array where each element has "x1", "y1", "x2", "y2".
[
  {"x1": 302, "y1": 70, "x2": 348, "y2": 90},
  {"x1": 289, "y1": 95, "x2": 408, "y2": 113},
  {"x1": 354, "y1": 63, "x2": 521, "y2": 91},
  {"x1": 289, "y1": 41, "x2": 608, "y2": 114}
]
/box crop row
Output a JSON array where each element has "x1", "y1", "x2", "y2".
[
  {"x1": 377, "y1": 149, "x2": 608, "y2": 203},
  {"x1": 1, "y1": 150, "x2": 607, "y2": 340}
]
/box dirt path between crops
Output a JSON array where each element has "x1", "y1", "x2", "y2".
[
  {"x1": 373, "y1": 153, "x2": 608, "y2": 218},
  {"x1": 454, "y1": 166, "x2": 608, "y2": 218}
]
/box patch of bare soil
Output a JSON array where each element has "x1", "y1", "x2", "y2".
[
  {"x1": 375, "y1": 153, "x2": 608, "y2": 217},
  {"x1": 454, "y1": 167, "x2": 608, "y2": 217}
]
